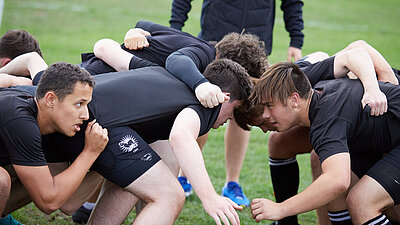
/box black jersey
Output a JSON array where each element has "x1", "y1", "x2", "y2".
[
  {"x1": 43, "y1": 67, "x2": 221, "y2": 164},
  {"x1": 0, "y1": 88, "x2": 46, "y2": 166},
  {"x1": 81, "y1": 21, "x2": 216, "y2": 75},
  {"x1": 309, "y1": 79, "x2": 400, "y2": 164},
  {"x1": 89, "y1": 66, "x2": 220, "y2": 143},
  {"x1": 298, "y1": 56, "x2": 336, "y2": 86}
]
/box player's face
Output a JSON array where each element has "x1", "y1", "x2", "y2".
[
  {"x1": 250, "y1": 115, "x2": 277, "y2": 133},
  {"x1": 262, "y1": 100, "x2": 297, "y2": 132},
  {"x1": 52, "y1": 82, "x2": 92, "y2": 137},
  {"x1": 212, "y1": 100, "x2": 242, "y2": 129}
]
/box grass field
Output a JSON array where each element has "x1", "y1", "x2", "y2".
[{"x1": 2, "y1": 0, "x2": 400, "y2": 224}]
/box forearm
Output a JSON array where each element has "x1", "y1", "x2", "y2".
[
  {"x1": 30, "y1": 150, "x2": 99, "y2": 214},
  {"x1": 0, "y1": 52, "x2": 47, "y2": 78},
  {"x1": 93, "y1": 39, "x2": 131, "y2": 71},
  {"x1": 280, "y1": 172, "x2": 347, "y2": 217},
  {"x1": 165, "y1": 51, "x2": 208, "y2": 91},
  {"x1": 341, "y1": 48, "x2": 380, "y2": 92},
  {"x1": 171, "y1": 138, "x2": 217, "y2": 201}
]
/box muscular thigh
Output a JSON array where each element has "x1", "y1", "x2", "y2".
[{"x1": 123, "y1": 160, "x2": 182, "y2": 203}]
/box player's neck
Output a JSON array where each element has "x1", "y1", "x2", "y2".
[{"x1": 297, "y1": 90, "x2": 313, "y2": 127}]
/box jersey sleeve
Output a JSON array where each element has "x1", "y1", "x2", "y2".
[
  {"x1": 0, "y1": 117, "x2": 46, "y2": 166},
  {"x1": 310, "y1": 116, "x2": 352, "y2": 163},
  {"x1": 80, "y1": 52, "x2": 116, "y2": 75},
  {"x1": 165, "y1": 51, "x2": 209, "y2": 91},
  {"x1": 281, "y1": 0, "x2": 304, "y2": 49},
  {"x1": 301, "y1": 56, "x2": 335, "y2": 86},
  {"x1": 128, "y1": 55, "x2": 158, "y2": 69},
  {"x1": 169, "y1": 0, "x2": 192, "y2": 30}
]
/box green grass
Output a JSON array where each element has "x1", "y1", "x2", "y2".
[{"x1": 2, "y1": 0, "x2": 400, "y2": 224}]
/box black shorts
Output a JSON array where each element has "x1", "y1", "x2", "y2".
[
  {"x1": 92, "y1": 126, "x2": 161, "y2": 188},
  {"x1": 366, "y1": 146, "x2": 400, "y2": 205},
  {"x1": 43, "y1": 123, "x2": 161, "y2": 188}
]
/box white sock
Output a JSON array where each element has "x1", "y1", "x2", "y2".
[{"x1": 83, "y1": 202, "x2": 95, "y2": 210}]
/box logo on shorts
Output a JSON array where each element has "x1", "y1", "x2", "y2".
[
  {"x1": 119, "y1": 135, "x2": 139, "y2": 153},
  {"x1": 141, "y1": 153, "x2": 152, "y2": 161}
]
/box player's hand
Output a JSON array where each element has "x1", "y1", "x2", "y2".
[
  {"x1": 287, "y1": 46, "x2": 302, "y2": 62},
  {"x1": 195, "y1": 82, "x2": 227, "y2": 108},
  {"x1": 202, "y1": 194, "x2": 242, "y2": 225},
  {"x1": 251, "y1": 198, "x2": 284, "y2": 223},
  {"x1": 84, "y1": 119, "x2": 108, "y2": 155},
  {"x1": 362, "y1": 89, "x2": 387, "y2": 116},
  {"x1": 124, "y1": 28, "x2": 150, "y2": 50}
]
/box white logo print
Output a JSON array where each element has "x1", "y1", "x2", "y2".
[
  {"x1": 119, "y1": 135, "x2": 139, "y2": 153},
  {"x1": 141, "y1": 153, "x2": 152, "y2": 161}
]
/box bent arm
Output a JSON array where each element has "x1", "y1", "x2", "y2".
[
  {"x1": 13, "y1": 150, "x2": 101, "y2": 214},
  {"x1": 0, "y1": 52, "x2": 47, "y2": 79},
  {"x1": 169, "y1": 108, "x2": 241, "y2": 224},
  {"x1": 334, "y1": 47, "x2": 388, "y2": 116},
  {"x1": 252, "y1": 153, "x2": 350, "y2": 222},
  {"x1": 165, "y1": 52, "x2": 225, "y2": 108}
]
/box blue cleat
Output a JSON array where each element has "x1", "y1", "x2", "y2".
[
  {"x1": 221, "y1": 181, "x2": 250, "y2": 207},
  {"x1": 0, "y1": 215, "x2": 22, "y2": 225},
  {"x1": 178, "y1": 176, "x2": 193, "y2": 197}
]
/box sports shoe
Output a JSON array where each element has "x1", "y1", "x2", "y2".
[
  {"x1": 0, "y1": 214, "x2": 22, "y2": 225},
  {"x1": 221, "y1": 181, "x2": 250, "y2": 207},
  {"x1": 72, "y1": 205, "x2": 92, "y2": 224},
  {"x1": 178, "y1": 176, "x2": 193, "y2": 197}
]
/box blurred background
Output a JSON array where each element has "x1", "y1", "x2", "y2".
[{"x1": 1, "y1": 0, "x2": 399, "y2": 224}]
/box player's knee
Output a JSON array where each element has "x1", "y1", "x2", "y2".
[
  {"x1": 0, "y1": 168, "x2": 11, "y2": 193},
  {"x1": 268, "y1": 132, "x2": 289, "y2": 157}
]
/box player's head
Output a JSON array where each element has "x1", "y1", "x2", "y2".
[
  {"x1": 204, "y1": 59, "x2": 253, "y2": 128},
  {"x1": 216, "y1": 32, "x2": 269, "y2": 79},
  {"x1": 204, "y1": 58, "x2": 252, "y2": 103},
  {"x1": 36, "y1": 62, "x2": 95, "y2": 136},
  {"x1": 249, "y1": 61, "x2": 312, "y2": 131},
  {"x1": 0, "y1": 30, "x2": 43, "y2": 67},
  {"x1": 251, "y1": 61, "x2": 311, "y2": 106}
]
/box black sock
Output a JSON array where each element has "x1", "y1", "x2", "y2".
[
  {"x1": 363, "y1": 214, "x2": 391, "y2": 225},
  {"x1": 269, "y1": 157, "x2": 299, "y2": 225},
  {"x1": 328, "y1": 210, "x2": 353, "y2": 225}
]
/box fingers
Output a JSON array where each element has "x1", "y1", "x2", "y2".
[{"x1": 362, "y1": 92, "x2": 388, "y2": 116}]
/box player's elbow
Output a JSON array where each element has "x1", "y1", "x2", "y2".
[
  {"x1": 93, "y1": 38, "x2": 114, "y2": 58},
  {"x1": 35, "y1": 194, "x2": 65, "y2": 215},
  {"x1": 330, "y1": 174, "x2": 351, "y2": 196}
]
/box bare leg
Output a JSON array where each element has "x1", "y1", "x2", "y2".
[
  {"x1": 347, "y1": 176, "x2": 394, "y2": 225},
  {"x1": 136, "y1": 140, "x2": 179, "y2": 214},
  {"x1": 224, "y1": 119, "x2": 250, "y2": 183},
  {"x1": 89, "y1": 161, "x2": 184, "y2": 225},
  {"x1": 0, "y1": 167, "x2": 10, "y2": 215},
  {"x1": 3, "y1": 165, "x2": 31, "y2": 215}
]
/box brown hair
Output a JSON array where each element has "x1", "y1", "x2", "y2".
[
  {"x1": 36, "y1": 62, "x2": 95, "y2": 101},
  {"x1": 0, "y1": 30, "x2": 43, "y2": 59},
  {"x1": 203, "y1": 58, "x2": 252, "y2": 102},
  {"x1": 215, "y1": 32, "x2": 269, "y2": 79},
  {"x1": 234, "y1": 102, "x2": 264, "y2": 131},
  {"x1": 251, "y1": 61, "x2": 312, "y2": 106}
]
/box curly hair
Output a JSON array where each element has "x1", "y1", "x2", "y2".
[{"x1": 215, "y1": 32, "x2": 269, "y2": 79}]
